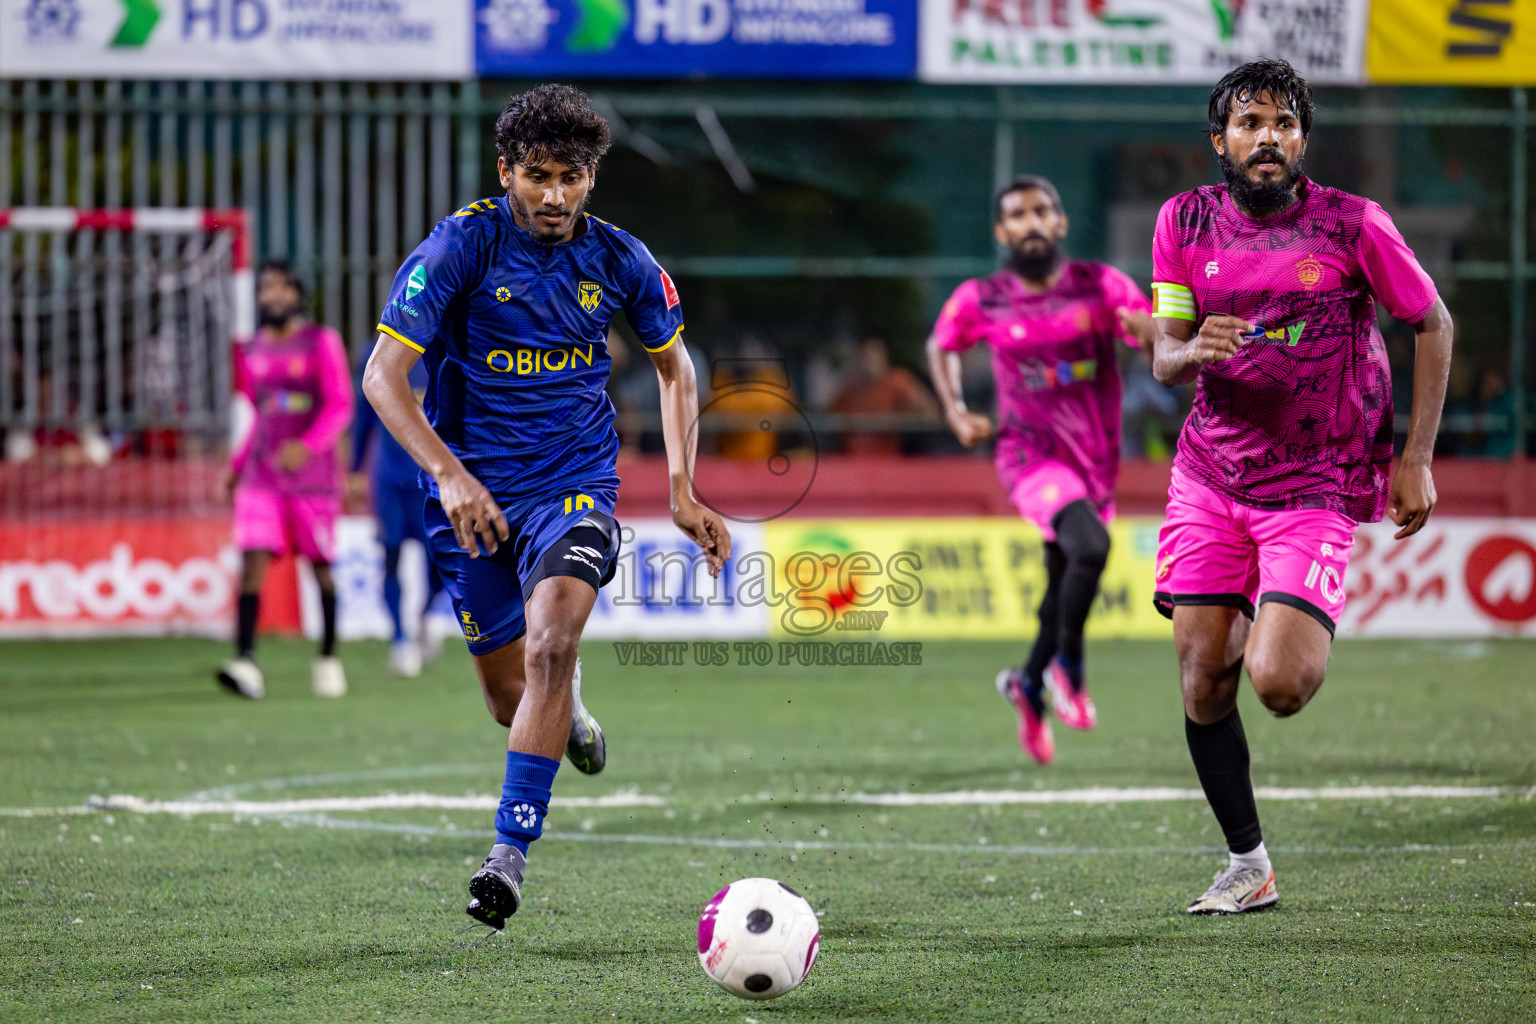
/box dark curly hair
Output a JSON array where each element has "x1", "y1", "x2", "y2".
[
  {"x1": 1208, "y1": 58, "x2": 1315, "y2": 138},
  {"x1": 494, "y1": 84, "x2": 612, "y2": 170}
]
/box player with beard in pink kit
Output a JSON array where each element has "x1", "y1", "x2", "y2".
[
  {"x1": 928, "y1": 175, "x2": 1154, "y2": 766},
  {"x1": 218, "y1": 261, "x2": 354, "y2": 701},
  {"x1": 1151, "y1": 59, "x2": 1453, "y2": 915}
]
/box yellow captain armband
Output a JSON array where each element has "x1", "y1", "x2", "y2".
[{"x1": 1152, "y1": 282, "x2": 1197, "y2": 321}]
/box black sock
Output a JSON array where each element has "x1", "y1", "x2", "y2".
[
  {"x1": 237, "y1": 593, "x2": 259, "y2": 659},
  {"x1": 1185, "y1": 710, "x2": 1263, "y2": 855},
  {"x1": 1051, "y1": 500, "x2": 1110, "y2": 689},
  {"x1": 1022, "y1": 542, "x2": 1066, "y2": 712},
  {"x1": 320, "y1": 590, "x2": 337, "y2": 658}
]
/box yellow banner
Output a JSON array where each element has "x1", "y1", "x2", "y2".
[
  {"x1": 1368, "y1": 0, "x2": 1535, "y2": 85},
  {"x1": 761, "y1": 517, "x2": 1170, "y2": 640}
]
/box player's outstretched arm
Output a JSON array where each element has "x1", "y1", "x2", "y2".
[
  {"x1": 1389, "y1": 297, "x2": 1454, "y2": 540},
  {"x1": 649, "y1": 338, "x2": 732, "y2": 578},
  {"x1": 361, "y1": 335, "x2": 508, "y2": 558},
  {"x1": 1151, "y1": 314, "x2": 1251, "y2": 387},
  {"x1": 924, "y1": 333, "x2": 993, "y2": 448}
]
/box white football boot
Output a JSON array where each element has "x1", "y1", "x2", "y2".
[
  {"x1": 1187, "y1": 864, "x2": 1279, "y2": 915},
  {"x1": 311, "y1": 656, "x2": 348, "y2": 698},
  {"x1": 391, "y1": 640, "x2": 422, "y2": 678},
  {"x1": 216, "y1": 658, "x2": 265, "y2": 700}
]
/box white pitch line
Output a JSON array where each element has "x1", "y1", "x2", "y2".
[
  {"x1": 0, "y1": 784, "x2": 1523, "y2": 819},
  {"x1": 0, "y1": 792, "x2": 663, "y2": 818},
  {"x1": 278, "y1": 814, "x2": 1536, "y2": 858},
  {"x1": 827, "y1": 785, "x2": 1515, "y2": 806}
]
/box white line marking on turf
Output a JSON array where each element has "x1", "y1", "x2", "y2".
[
  {"x1": 828, "y1": 785, "x2": 1512, "y2": 806},
  {"x1": 0, "y1": 792, "x2": 663, "y2": 818},
  {"x1": 272, "y1": 814, "x2": 1536, "y2": 858},
  {"x1": 0, "y1": 784, "x2": 1523, "y2": 819}
]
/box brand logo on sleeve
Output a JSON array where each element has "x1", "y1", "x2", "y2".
[
  {"x1": 405, "y1": 265, "x2": 427, "y2": 301},
  {"x1": 660, "y1": 269, "x2": 680, "y2": 309},
  {"x1": 495, "y1": 286, "x2": 511, "y2": 302},
  {"x1": 578, "y1": 281, "x2": 603, "y2": 313},
  {"x1": 1204, "y1": 260, "x2": 1220, "y2": 278}
]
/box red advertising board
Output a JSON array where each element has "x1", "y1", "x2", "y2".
[{"x1": 0, "y1": 520, "x2": 300, "y2": 637}]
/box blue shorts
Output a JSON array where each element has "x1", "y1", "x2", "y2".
[
  {"x1": 424, "y1": 486, "x2": 621, "y2": 655},
  {"x1": 375, "y1": 475, "x2": 428, "y2": 550}
]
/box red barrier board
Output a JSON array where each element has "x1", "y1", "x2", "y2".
[{"x1": 0, "y1": 520, "x2": 300, "y2": 637}]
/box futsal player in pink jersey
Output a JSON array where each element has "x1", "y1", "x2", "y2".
[
  {"x1": 1150, "y1": 60, "x2": 1453, "y2": 914},
  {"x1": 218, "y1": 261, "x2": 355, "y2": 700},
  {"x1": 928, "y1": 175, "x2": 1154, "y2": 766}
]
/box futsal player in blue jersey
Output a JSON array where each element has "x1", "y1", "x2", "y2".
[
  {"x1": 349, "y1": 354, "x2": 444, "y2": 677},
  {"x1": 362, "y1": 85, "x2": 731, "y2": 930}
]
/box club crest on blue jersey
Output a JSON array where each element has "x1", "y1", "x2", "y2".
[{"x1": 578, "y1": 281, "x2": 603, "y2": 314}]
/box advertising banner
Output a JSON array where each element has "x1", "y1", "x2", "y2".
[
  {"x1": 5, "y1": 515, "x2": 1532, "y2": 641},
  {"x1": 323, "y1": 516, "x2": 770, "y2": 642},
  {"x1": 475, "y1": 0, "x2": 917, "y2": 79},
  {"x1": 0, "y1": 0, "x2": 473, "y2": 80},
  {"x1": 1337, "y1": 518, "x2": 1536, "y2": 637},
  {"x1": 919, "y1": 0, "x2": 1368, "y2": 84},
  {"x1": 762, "y1": 517, "x2": 1169, "y2": 640},
  {"x1": 0, "y1": 519, "x2": 235, "y2": 637},
  {"x1": 1367, "y1": 0, "x2": 1535, "y2": 85}
]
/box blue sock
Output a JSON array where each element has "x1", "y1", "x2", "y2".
[
  {"x1": 495, "y1": 751, "x2": 559, "y2": 855},
  {"x1": 383, "y1": 549, "x2": 405, "y2": 642}
]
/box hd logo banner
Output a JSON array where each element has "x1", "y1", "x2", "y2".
[
  {"x1": 0, "y1": 0, "x2": 473, "y2": 79},
  {"x1": 919, "y1": 0, "x2": 1369, "y2": 84},
  {"x1": 475, "y1": 0, "x2": 917, "y2": 79}
]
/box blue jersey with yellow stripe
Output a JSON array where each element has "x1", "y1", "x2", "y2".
[{"x1": 377, "y1": 197, "x2": 683, "y2": 502}]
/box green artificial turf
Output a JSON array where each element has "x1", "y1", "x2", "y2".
[{"x1": 1, "y1": 637, "x2": 1533, "y2": 1022}]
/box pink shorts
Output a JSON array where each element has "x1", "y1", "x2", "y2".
[
  {"x1": 233, "y1": 487, "x2": 338, "y2": 563},
  {"x1": 1153, "y1": 467, "x2": 1356, "y2": 635},
  {"x1": 1008, "y1": 459, "x2": 1113, "y2": 542}
]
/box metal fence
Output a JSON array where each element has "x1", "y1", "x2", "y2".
[{"x1": 2, "y1": 79, "x2": 1531, "y2": 448}]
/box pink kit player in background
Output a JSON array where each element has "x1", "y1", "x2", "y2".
[
  {"x1": 218, "y1": 261, "x2": 354, "y2": 702},
  {"x1": 928, "y1": 174, "x2": 1156, "y2": 767},
  {"x1": 231, "y1": 325, "x2": 353, "y2": 562},
  {"x1": 933, "y1": 260, "x2": 1149, "y2": 538}
]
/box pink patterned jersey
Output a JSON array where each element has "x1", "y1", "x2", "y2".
[
  {"x1": 933, "y1": 261, "x2": 1150, "y2": 510},
  {"x1": 230, "y1": 323, "x2": 353, "y2": 496},
  {"x1": 1152, "y1": 176, "x2": 1438, "y2": 523}
]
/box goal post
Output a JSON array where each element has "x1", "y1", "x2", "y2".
[{"x1": 0, "y1": 206, "x2": 253, "y2": 446}]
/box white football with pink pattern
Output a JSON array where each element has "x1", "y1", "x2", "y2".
[{"x1": 696, "y1": 877, "x2": 820, "y2": 1000}]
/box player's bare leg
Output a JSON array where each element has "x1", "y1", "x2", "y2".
[
  {"x1": 467, "y1": 577, "x2": 600, "y2": 930},
  {"x1": 473, "y1": 623, "x2": 604, "y2": 773},
  {"x1": 1175, "y1": 605, "x2": 1278, "y2": 914},
  {"x1": 217, "y1": 549, "x2": 271, "y2": 699},
  {"x1": 309, "y1": 561, "x2": 346, "y2": 697},
  {"x1": 1245, "y1": 601, "x2": 1332, "y2": 717}
]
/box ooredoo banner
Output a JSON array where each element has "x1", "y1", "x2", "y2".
[
  {"x1": 0, "y1": 519, "x2": 236, "y2": 636},
  {"x1": 919, "y1": 0, "x2": 1368, "y2": 84},
  {"x1": 475, "y1": 0, "x2": 917, "y2": 79},
  {"x1": 0, "y1": 0, "x2": 473, "y2": 80}
]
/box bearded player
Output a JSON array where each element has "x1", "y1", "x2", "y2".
[
  {"x1": 927, "y1": 175, "x2": 1154, "y2": 766},
  {"x1": 218, "y1": 261, "x2": 354, "y2": 700},
  {"x1": 1150, "y1": 59, "x2": 1452, "y2": 914},
  {"x1": 363, "y1": 85, "x2": 731, "y2": 930}
]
